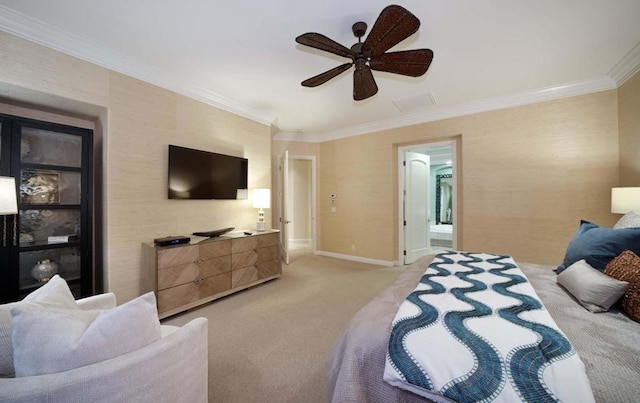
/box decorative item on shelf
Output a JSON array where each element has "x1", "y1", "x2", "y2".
[
  {"x1": 20, "y1": 170, "x2": 60, "y2": 204},
  {"x1": 31, "y1": 259, "x2": 59, "y2": 282},
  {"x1": 253, "y1": 188, "x2": 270, "y2": 232},
  {"x1": 19, "y1": 233, "x2": 35, "y2": 244},
  {"x1": 0, "y1": 176, "x2": 18, "y2": 248},
  {"x1": 48, "y1": 234, "x2": 78, "y2": 244},
  {"x1": 611, "y1": 187, "x2": 640, "y2": 214}
]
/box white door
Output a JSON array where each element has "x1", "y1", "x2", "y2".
[
  {"x1": 278, "y1": 151, "x2": 290, "y2": 264},
  {"x1": 404, "y1": 151, "x2": 430, "y2": 264}
]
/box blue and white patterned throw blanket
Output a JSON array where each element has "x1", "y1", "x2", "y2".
[{"x1": 384, "y1": 251, "x2": 595, "y2": 403}]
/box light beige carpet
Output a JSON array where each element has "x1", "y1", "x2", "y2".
[{"x1": 163, "y1": 251, "x2": 404, "y2": 403}]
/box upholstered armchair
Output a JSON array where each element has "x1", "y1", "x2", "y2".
[{"x1": 0, "y1": 281, "x2": 208, "y2": 403}]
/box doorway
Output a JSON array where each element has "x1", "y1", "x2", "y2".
[
  {"x1": 398, "y1": 140, "x2": 457, "y2": 265},
  {"x1": 277, "y1": 153, "x2": 316, "y2": 264}
]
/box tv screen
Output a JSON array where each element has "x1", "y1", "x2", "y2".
[{"x1": 168, "y1": 145, "x2": 248, "y2": 200}]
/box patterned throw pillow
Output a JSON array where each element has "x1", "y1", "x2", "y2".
[
  {"x1": 614, "y1": 210, "x2": 640, "y2": 229},
  {"x1": 604, "y1": 250, "x2": 640, "y2": 322}
]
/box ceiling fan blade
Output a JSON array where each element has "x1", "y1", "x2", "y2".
[
  {"x1": 353, "y1": 66, "x2": 378, "y2": 101},
  {"x1": 301, "y1": 63, "x2": 352, "y2": 87},
  {"x1": 370, "y1": 49, "x2": 434, "y2": 77},
  {"x1": 362, "y1": 5, "x2": 420, "y2": 58},
  {"x1": 295, "y1": 33, "x2": 355, "y2": 59}
]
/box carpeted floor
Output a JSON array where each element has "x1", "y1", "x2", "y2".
[{"x1": 163, "y1": 250, "x2": 404, "y2": 403}]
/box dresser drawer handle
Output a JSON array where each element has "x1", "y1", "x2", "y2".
[
  {"x1": 194, "y1": 276, "x2": 204, "y2": 286},
  {"x1": 194, "y1": 257, "x2": 204, "y2": 266}
]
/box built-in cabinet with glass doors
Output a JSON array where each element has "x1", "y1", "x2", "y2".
[{"x1": 0, "y1": 114, "x2": 94, "y2": 303}]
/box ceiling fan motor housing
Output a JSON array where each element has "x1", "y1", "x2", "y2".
[{"x1": 352, "y1": 21, "x2": 367, "y2": 39}]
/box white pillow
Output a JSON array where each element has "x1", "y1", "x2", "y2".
[
  {"x1": 11, "y1": 292, "x2": 161, "y2": 377},
  {"x1": 0, "y1": 275, "x2": 78, "y2": 377},
  {"x1": 557, "y1": 259, "x2": 629, "y2": 312},
  {"x1": 614, "y1": 210, "x2": 640, "y2": 229}
]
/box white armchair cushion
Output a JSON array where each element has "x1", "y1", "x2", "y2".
[
  {"x1": 76, "y1": 292, "x2": 117, "y2": 310},
  {"x1": 11, "y1": 292, "x2": 161, "y2": 377},
  {"x1": 0, "y1": 275, "x2": 78, "y2": 377}
]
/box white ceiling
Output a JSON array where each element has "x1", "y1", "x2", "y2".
[{"x1": 1, "y1": 1, "x2": 639, "y2": 142}]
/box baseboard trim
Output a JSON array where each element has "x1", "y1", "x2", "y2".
[
  {"x1": 315, "y1": 250, "x2": 395, "y2": 267},
  {"x1": 290, "y1": 238, "x2": 312, "y2": 245}
]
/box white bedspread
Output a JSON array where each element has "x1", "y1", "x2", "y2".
[{"x1": 383, "y1": 251, "x2": 594, "y2": 403}]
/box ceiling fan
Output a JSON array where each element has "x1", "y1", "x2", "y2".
[{"x1": 295, "y1": 5, "x2": 434, "y2": 101}]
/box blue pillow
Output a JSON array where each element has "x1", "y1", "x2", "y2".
[{"x1": 556, "y1": 220, "x2": 640, "y2": 274}]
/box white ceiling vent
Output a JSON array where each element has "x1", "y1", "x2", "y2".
[{"x1": 392, "y1": 91, "x2": 437, "y2": 112}]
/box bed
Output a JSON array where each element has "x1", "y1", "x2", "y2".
[{"x1": 326, "y1": 253, "x2": 640, "y2": 403}]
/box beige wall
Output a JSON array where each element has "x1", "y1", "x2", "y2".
[
  {"x1": 618, "y1": 70, "x2": 640, "y2": 186},
  {"x1": 2, "y1": 27, "x2": 633, "y2": 289},
  {"x1": 0, "y1": 32, "x2": 272, "y2": 303},
  {"x1": 316, "y1": 91, "x2": 619, "y2": 265}
]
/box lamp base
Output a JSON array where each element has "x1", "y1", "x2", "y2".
[{"x1": 256, "y1": 222, "x2": 266, "y2": 232}]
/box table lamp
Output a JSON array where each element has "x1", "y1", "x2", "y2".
[
  {"x1": 0, "y1": 176, "x2": 18, "y2": 247},
  {"x1": 611, "y1": 187, "x2": 640, "y2": 214},
  {"x1": 253, "y1": 188, "x2": 270, "y2": 232}
]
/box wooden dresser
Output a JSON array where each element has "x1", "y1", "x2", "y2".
[{"x1": 143, "y1": 230, "x2": 281, "y2": 318}]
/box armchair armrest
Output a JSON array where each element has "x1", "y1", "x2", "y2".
[{"x1": 76, "y1": 293, "x2": 117, "y2": 310}]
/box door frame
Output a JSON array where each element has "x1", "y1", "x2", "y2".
[
  {"x1": 288, "y1": 155, "x2": 317, "y2": 254},
  {"x1": 397, "y1": 140, "x2": 458, "y2": 264},
  {"x1": 277, "y1": 153, "x2": 317, "y2": 261}
]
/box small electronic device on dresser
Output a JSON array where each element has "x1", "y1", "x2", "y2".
[{"x1": 153, "y1": 236, "x2": 191, "y2": 247}]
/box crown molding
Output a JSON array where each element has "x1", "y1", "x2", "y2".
[
  {"x1": 0, "y1": 5, "x2": 276, "y2": 126},
  {"x1": 608, "y1": 41, "x2": 640, "y2": 86},
  {"x1": 1, "y1": 5, "x2": 632, "y2": 143},
  {"x1": 274, "y1": 75, "x2": 617, "y2": 143}
]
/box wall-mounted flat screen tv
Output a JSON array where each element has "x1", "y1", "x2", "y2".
[{"x1": 168, "y1": 145, "x2": 248, "y2": 200}]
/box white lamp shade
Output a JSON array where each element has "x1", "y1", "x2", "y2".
[
  {"x1": 611, "y1": 187, "x2": 640, "y2": 214},
  {"x1": 0, "y1": 176, "x2": 18, "y2": 215},
  {"x1": 253, "y1": 188, "x2": 270, "y2": 209}
]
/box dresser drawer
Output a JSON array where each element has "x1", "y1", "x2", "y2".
[
  {"x1": 200, "y1": 255, "x2": 232, "y2": 277},
  {"x1": 232, "y1": 259, "x2": 280, "y2": 288},
  {"x1": 157, "y1": 245, "x2": 199, "y2": 269},
  {"x1": 257, "y1": 232, "x2": 279, "y2": 247},
  {"x1": 257, "y1": 245, "x2": 278, "y2": 263},
  {"x1": 157, "y1": 282, "x2": 200, "y2": 312},
  {"x1": 157, "y1": 262, "x2": 200, "y2": 290},
  {"x1": 232, "y1": 266, "x2": 258, "y2": 288},
  {"x1": 157, "y1": 271, "x2": 231, "y2": 313},
  {"x1": 231, "y1": 250, "x2": 258, "y2": 270},
  {"x1": 231, "y1": 236, "x2": 258, "y2": 253},
  {"x1": 199, "y1": 239, "x2": 231, "y2": 259},
  {"x1": 257, "y1": 259, "x2": 280, "y2": 278},
  {"x1": 199, "y1": 272, "x2": 232, "y2": 297}
]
